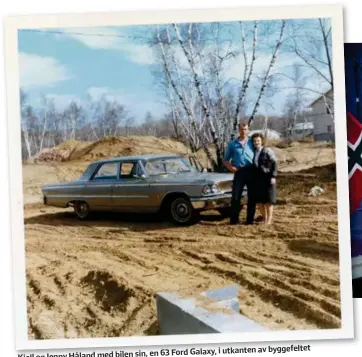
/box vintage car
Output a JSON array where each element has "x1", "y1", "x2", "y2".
[{"x1": 41, "y1": 154, "x2": 246, "y2": 225}]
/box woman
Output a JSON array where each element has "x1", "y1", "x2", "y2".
[{"x1": 251, "y1": 133, "x2": 278, "y2": 225}]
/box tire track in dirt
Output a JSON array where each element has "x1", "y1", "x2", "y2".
[
  {"x1": 177, "y1": 242, "x2": 340, "y2": 330},
  {"x1": 262, "y1": 265, "x2": 340, "y2": 300},
  {"x1": 248, "y1": 270, "x2": 340, "y2": 318},
  {"x1": 24, "y1": 162, "x2": 341, "y2": 337},
  {"x1": 203, "y1": 264, "x2": 340, "y2": 329}
]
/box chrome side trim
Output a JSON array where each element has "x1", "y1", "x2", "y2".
[
  {"x1": 43, "y1": 185, "x2": 83, "y2": 189},
  {"x1": 46, "y1": 194, "x2": 149, "y2": 198},
  {"x1": 112, "y1": 184, "x2": 150, "y2": 187},
  {"x1": 113, "y1": 195, "x2": 148, "y2": 198},
  {"x1": 190, "y1": 193, "x2": 232, "y2": 202},
  {"x1": 150, "y1": 183, "x2": 204, "y2": 186}
]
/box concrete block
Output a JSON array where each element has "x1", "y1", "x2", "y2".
[
  {"x1": 201, "y1": 284, "x2": 239, "y2": 313},
  {"x1": 156, "y1": 285, "x2": 269, "y2": 335}
]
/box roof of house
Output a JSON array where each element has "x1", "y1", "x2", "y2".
[{"x1": 308, "y1": 88, "x2": 333, "y2": 108}]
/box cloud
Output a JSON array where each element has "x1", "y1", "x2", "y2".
[
  {"x1": 119, "y1": 43, "x2": 155, "y2": 65},
  {"x1": 19, "y1": 52, "x2": 72, "y2": 89},
  {"x1": 57, "y1": 27, "x2": 155, "y2": 65},
  {"x1": 61, "y1": 27, "x2": 121, "y2": 50},
  {"x1": 87, "y1": 86, "x2": 166, "y2": 120}
]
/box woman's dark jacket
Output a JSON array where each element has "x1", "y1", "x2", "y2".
[{"x1": 254, "y1": 147, "x2": 278, "y2": 178}]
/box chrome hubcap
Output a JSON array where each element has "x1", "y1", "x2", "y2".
[
  {"x1": 76, "y1": 202, "x2": 88, "y2": 217},
  {"x1": 172, "y1": 200, "x2": 192, "y2": 222},
  {"x1": 176, "y1": 203, "x2": 189, "y2": 217}
]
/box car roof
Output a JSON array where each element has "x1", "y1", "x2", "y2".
[{"x1": 91, "y1": 154, "x2": 184, "y2": 165}]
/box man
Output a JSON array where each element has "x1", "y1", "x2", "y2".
[{"x1": 223, "y1": 122, "x2": 256, "y2": 225}]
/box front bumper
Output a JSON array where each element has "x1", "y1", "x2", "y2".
[{"x1": 190, "y1": 193, "x2": 232, "y2": 210}]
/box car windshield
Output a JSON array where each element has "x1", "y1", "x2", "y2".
[
  {"x1": 144, "y1": 157, "x2": 194, "y2": 176},
  {"x1": 79, "y1": 163, "x2": 98, "y2": 181}
]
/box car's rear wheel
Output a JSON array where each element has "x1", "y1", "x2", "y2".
[
  {"x1": 169, "y1": 197, "x2": 199, "y2": 225},
  {"x1": 73, "y1": 201, "x2": 90, "y2": 220}
]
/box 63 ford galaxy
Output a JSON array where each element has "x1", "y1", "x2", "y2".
[{"x1": 41, "y1": 154, "x2": 246, "y2": 225}]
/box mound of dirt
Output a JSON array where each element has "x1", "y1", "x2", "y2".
[
  {"x1": 55, "y1": 136, "x2": 192, "y2": 162},
  {"x1": 299, "y1": 163, "x2": 336, "y2": 182},
  {"x1": 34, "y1": 136, "x2": 334, "y2": 175},
  {"x1": 56, "y1": 139, "x2": 93, "y2": 157},
  {"x1": 35, "y1": 148, "x2": 69, "y2": 163},
  {"x1": 277, "y1": 163, "x2": 336, "y2": 200}
]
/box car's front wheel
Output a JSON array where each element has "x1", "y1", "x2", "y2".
[
  {"x1": 169, "y1": 197, "x2": 199, "y2": 225},
  {"x1": 73, "y1": 201, "x2": 90, "y2": 220}
]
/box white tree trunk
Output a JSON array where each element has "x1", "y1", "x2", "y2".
[
  {"x1": 173, "y1": 23, "x2": 223, "y2": 168},
  {"x1": 248, "y1": 20, "x2": 286, "y2": 126},
  {"x1": 234, "y1": 21, "x2": 259, "y2": 132},
  {"x1": 156, "y1": 26, "x2": 217, "y2": 168}
]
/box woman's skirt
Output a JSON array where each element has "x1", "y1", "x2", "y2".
[{"x1": 252, "y1": 169, "x2": 276, "y2": 204}]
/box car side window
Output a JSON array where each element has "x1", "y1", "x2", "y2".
[
  {"x1": 120, "y1": 162, "x2": 138, "y2": 179},
  {"x1": 93, "y1": 162, "x2": 118, "y2": 180}
]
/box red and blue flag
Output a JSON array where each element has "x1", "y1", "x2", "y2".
[{"x1": 345, "y1": 44, "x2": 362, "y2": 258}]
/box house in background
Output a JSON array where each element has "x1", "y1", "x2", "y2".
[
  {"x1": 308, "y1": 88, "x2": 334, "y2": 141},
  {"x1": 284, "y1": 121, "x2": 314, "y2": 140},
  {"x1": 248, "y1": 128, "x2": 282, "y2": 141}
]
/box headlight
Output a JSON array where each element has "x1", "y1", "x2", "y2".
[
  {"x1": 202, "y1": 184, "x2": 220, "y2": 195},
  {"x1": 202, "y1": 185, "x2": 211, "y2": 195}
]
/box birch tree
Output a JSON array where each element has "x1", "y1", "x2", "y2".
[
  {"x1": 154, "y1": 24, "x2": 217, "y2": 168},
  {"x1": 151, "y1": 20, "x2": 287, "y2": 171},
  {"x1": 63, "y1": 101, "x2": 84, "y2": 140},
  {"x1": 20, "y1": 89, "x2": 33, "y2": 158},
  {"x1": 288, "y1": 18, "x2": 333, "y2": 96},
  {"x1": 247, "y1": 20, "x2": 287, "y2": 127},
  {"x1": 233, "y1": 21, "x2": 258, "y2": 132}
]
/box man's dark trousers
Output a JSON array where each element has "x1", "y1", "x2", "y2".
[{"x1": 230, "y1": 166, "x2": 256, "y2": 224}]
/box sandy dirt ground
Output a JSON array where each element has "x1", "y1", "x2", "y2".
[{"x1": 22, "y1": 139, "x2": 340, "y2": 339}]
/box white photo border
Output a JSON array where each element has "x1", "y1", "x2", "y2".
[{"x1": 4, "y1": 4, "x2": 354, "y2": 351}]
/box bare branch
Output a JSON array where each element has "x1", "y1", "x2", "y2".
[
  {"x1": 234, "y1": 21, "x2": 258, "y2": 131},
  {"x1": 248, "y1": 20, "x2": 286, "y2": 126},
  {"x1": 173, "y1": 23, "x2": 222, "y2": 169},
  {"x1": 156, "y1": 25, "x2": 217, "y2": 167},
  {"x1": 318, "y1": 18, "x2": 333, "y2": 89}
]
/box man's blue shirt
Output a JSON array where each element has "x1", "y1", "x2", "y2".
[{"x1": 224, "y1": 138, "x2": 254, "y2": 168}]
